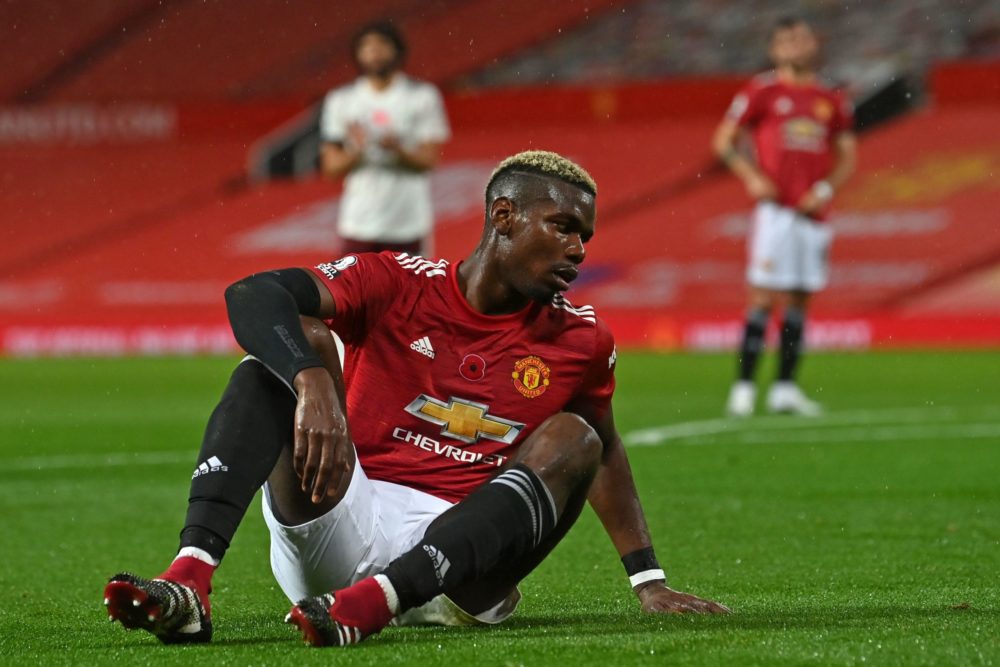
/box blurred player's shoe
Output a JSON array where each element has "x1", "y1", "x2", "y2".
[
  {"x1": 103, "y1": 573, "x2": 212, "y2": 643},
  {"x1": 286, "y1": 577, "x2": 394, "y2": 647},
  {"x1": 726, "y1": 381, "x2": 756, "y2": 417},
  {"x1": 766, "y1": 382, "x2": 822, "y2": 416}
]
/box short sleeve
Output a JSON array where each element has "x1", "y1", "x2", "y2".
[
  {"x1": 725, "y1": 81, "x2": 764, "y2": 128},
  {"x1": 319, "y1": 90, "x2": 348, "y2": 143},
  {"x1": 830, "y1": 90, "x2": 855, "y2": 134},
  {"x1": 567, "y1": 319, "x2": 617, "y2": 424},
  {"x1": 413, "y1": 85, "x2": 450, "y2": 144},
  {"x1": 308, "y1": 252, "x2": 404, "y2": 344}
]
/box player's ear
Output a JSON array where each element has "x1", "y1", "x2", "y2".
[{"x1": 490, "y1": 197, "x2": 515, "y2": 236}]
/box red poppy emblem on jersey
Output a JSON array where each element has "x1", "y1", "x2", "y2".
[
  {"x1": 459, "y1": 354, "x2": 486, "y2": 381},
  {"x1": 511, "y1": 355, "x2": 551, "y2": 399}
]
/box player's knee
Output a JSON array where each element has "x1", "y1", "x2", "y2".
[
  {"x1": 534, "y1": 412, "x2": 602, "y2": 472},
  {"x1": 218, "y1": 359, "x2": 289, "y2": 416}
]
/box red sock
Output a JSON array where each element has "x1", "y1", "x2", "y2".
[
  {"x1": 329, "y1": 577, "x2": 394, "y2": 635},
  {"x1": 159, "y1": 556, "x2": 216, "y2": 609}
]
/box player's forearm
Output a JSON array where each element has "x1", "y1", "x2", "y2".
[
  {"x1": 825, "y1": 137, "x2": 857, "y2": 192},
  {"x1": 722, "y1": 152, "x2": 765, "y2": 184},
  {"x1": 320, "y1": 144, "x2": 362, "y2": 179},
  {"x1": 225, "y1": 270, "x2": 324, "y2": 387},
  {"x1": 299, "y1": 315, "x2": 349, "y2": 413},
  {"x1": 714, "y1": 123, "x2": 757, "y2": 180},
  {"x1": 392, "y1": 142, "x2": 440, "y2": 172},
  {"x1": 587, "y1": 434, "x2": 655, "y2": 557}
]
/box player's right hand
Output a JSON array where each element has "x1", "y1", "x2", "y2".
[
  {"x1": 744, "y1": 172, "x2": 778, "y2": 201},
  {"x1": 291, "y1": 367, "x2": 352, "y2": 503}
]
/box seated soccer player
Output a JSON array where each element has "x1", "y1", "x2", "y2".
[{"x1": 103, "y1": 150, "x2": 728, "y2": 647}]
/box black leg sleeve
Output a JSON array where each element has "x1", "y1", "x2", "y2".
[
  {"x1": 179, "y1": 360, "x2": 295, "y2": 561},
  {"x1": 778, "y1": 308, "x2": 806, "y2": 381},
  {"x1": 383, "y1": 464, "x2": 557, "y2": 612},
  {"x1": 738, "y1": 308, "x2": 769, "y2": 381}
]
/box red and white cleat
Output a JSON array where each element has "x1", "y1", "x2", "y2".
[
  {"x1": 104, "y1": 573, "x2": 212, "y2": 644},
  {"x1": 286, "y1": 577, "x2": 394, "y2": 648}
]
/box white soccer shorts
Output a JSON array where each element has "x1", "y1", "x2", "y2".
[
  {"x1": 746, "y1": 200, "x2": 834, "y2": 292},
  {"x1": 262, "y1": 457, "x2": 520, "y2": 626}
]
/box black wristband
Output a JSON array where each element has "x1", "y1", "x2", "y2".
[{"x1": 621, "y1": 547, "x2": 660, "y2": 576}]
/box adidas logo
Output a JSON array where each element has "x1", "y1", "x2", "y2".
[
  {"x1": 409, "y1": 336, "x2": 435, "y2": 359},
  {"x1": 191, "y1": 455, "x2": 228, "y2": 479},
  {"x1": 422, "y1": 545, "x2": 451, "y2": 586}
]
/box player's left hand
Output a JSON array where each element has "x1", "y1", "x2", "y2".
[
  {"x1": 635, "y1": 581, "x2": 730, "y2": 614},
  {"x1": 378, "y1": 133, "x2": 402, "y2": 152}
]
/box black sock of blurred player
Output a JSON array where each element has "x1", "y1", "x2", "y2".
[
  {"x1": 381, "y1": 464, "x2": 557, "y2": 613},
  {"x1": 737, "y1": 308, "x2": 769, "y2": 381},
  {"x1": 777, "y1": 308, "x2": 805, "y2": 381},
  {"x1": 178, "y1": 360, "x2": 293, "y2": 567}
]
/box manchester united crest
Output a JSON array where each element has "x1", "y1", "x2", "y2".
[
  {"x1": 813, "y1": 98, "x2": 833, "y2": 121},
  {"x1": 512, "y1": 355, "x2": 551, "y2": 399}
]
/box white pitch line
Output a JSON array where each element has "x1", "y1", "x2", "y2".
[
  {"x1": 624, "y1": 405, "x2": 1000, "y2": 447},
  {"x1": 694, "y1": 422, "x2": 1000, "y2": 446},
  {"x1": 3, "y1": 450, "x2": 192, "y2": 472}
]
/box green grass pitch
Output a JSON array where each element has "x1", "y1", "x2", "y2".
[{"x1": 1, "y1": 351, "x2": 998, "y2": 665}]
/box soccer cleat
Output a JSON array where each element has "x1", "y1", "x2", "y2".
[
  {"x1": 766, "y1": 382, "x2": 822, "y2": 416},
  {"x1": 286, "y1": 594, "x2": 366, "y2": 647},
  {"x1": 286, "y1": 577, "x2": 394, "y2": 648},
  {"x1": 103, "y1": 573, "x2": 212, "y2": 644},
  {"x1": 726, "y1": 381, "x2": 756, "y2": 417}
]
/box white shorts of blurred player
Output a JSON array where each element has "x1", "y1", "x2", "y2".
[
  {"x1": 747, "y1": 201, "x2": 834, "y2": 293},
  {"x1": 262, "y1": 459, "x2": 521, "y2": 627}
]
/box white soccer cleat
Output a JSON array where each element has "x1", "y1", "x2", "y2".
[
  {"x1": 766, "y1": 382, "x2": 822, "y2": 416},
  {"x1": 726, "y1": 381, "x2": 756, "y2": 418}
]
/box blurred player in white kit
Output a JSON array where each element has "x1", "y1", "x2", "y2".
[{"x1": 319, "y1": 21, "x2": 451, "y2": 256}]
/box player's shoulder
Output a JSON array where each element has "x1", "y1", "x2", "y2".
[
  {"x1": 315, "y1": 251, "x2": 448, "y2": 281},
  {"x1": 325, "y1": 77, "x2": 365, "y2": 101},
  {"x1": 397, "y1": 74, "x2": 443, "y2": 99},
  {"x1": 547, "y1": 293, "x2": 614, "y2": 343},
  {"x1": 745, "y1": 70, "x2": 780, "y2": 93},
  {"x1": 544, "y1": 294, "x2": 616, "y2": 372},
  {"x1": 813, "y1": 74, "x2": 846, "y2": 94},
  {"x1": 548, "y1": 292, "x2": 597, "y2": 325},
  {"x1": 385, "y1": 251, "x2": 451, "y2": 280}
]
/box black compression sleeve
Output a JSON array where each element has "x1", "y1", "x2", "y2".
[{"x1": 224, "y1": 268, "x2": 324, "y2": 387}]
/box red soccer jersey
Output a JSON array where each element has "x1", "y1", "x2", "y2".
[
  {"x1": 726, "y1": 72, "x2": 853, "y2": 218},
  {"x1": 308, "y1": 252, "x2": 617, "y2": 503}
]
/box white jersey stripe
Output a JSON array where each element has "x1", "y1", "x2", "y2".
[
  {"x1": 550, "y1": 294, "x2": 598, "y2": 323},
  {"x1": 393, "y1": 253, "x2": 450, "y2": 278}
]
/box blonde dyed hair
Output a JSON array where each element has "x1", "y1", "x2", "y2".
[{"x1": 487, "y1": 150, "x2": 597, "y2": 197}]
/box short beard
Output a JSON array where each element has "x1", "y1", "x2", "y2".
[{"x1": 361, "y1": 62, "x2": 398, "y2": 80}]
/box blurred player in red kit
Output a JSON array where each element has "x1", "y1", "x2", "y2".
[
  {"x1": 102, "y1": 150, "x2": 727, "y2": 648},
  {"x1": 713, "y1": 16, "x2": 857, "y2": 417}
]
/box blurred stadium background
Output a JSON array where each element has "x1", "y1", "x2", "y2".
[{"x1": 2, "y1": 0, "x2": 999, "y2": 356}]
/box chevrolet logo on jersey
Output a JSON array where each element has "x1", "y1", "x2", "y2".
[{"x1": 405, "y1": 395, "x2": 525, "y2": 444}]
